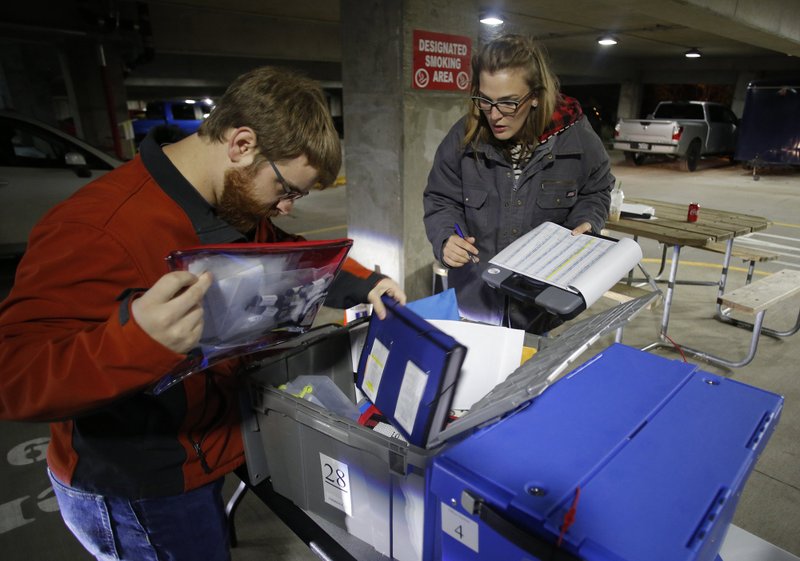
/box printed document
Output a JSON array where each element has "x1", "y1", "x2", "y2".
[
  {"x1": 429, "y1": 320, "x2": 524, "y2": 410},
  {"x1": 489, "y1": 222, "x2": 642, "y2": 307}
]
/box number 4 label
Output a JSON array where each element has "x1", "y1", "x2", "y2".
[
  {"x1": 441, "y1": 503, "x2": 479, "y2": 552},
  {"x1": 319, "y1": 453, "x2": 352, "y2": 516}
]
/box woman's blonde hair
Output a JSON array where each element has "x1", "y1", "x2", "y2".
[
  {"x1": 199, "y1": 66, "x2": 341, "y2": 187},
  {"x1": 464, "y1": 34, "x2": 561, "y2": 150}
]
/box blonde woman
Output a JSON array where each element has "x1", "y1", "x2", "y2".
[{"x1": 424, "y1": 34, "x2": 613, "y2": 333}]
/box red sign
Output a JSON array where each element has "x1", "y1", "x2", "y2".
[{"x1": 412, "y1": 30, "x2": 472, "y2": 91}]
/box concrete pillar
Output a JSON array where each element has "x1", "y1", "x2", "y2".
[
  {"x1": 0, "y1": 37, "x2": 128, "y2": 159},
  {"x1": 0, "y1": 43, "x2": 61, "y2": 125},
  {"x1": 61, "y1": 41, "x2": 130, "y2": 159},
  {"x1": 341, "y1": 0, "x2": 478, "y2": 300},
  {"x1": 617, "y1": 81, "x2": 644, "y2": 119}
]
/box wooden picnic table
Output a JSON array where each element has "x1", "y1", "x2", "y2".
[
  {"x1": 603, "y1": 197, "x2": 773, "y2": 366},
  {"x1": 605, "y1": 197, "x2": 770, "y2": 246}
]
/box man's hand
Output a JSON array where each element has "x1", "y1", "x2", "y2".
[
  {"x1": 131, "y1": 271, "x2": 213, "y2": 354},
  {"x1": 571, "y1": 222, "x2": 592, "y2": 236},
  {"x1": 367, "y1": 277, "x2": 407, "y2": 320},
  {"x1": 442, "y1": 234, "x2": 478, "y2": 267}
]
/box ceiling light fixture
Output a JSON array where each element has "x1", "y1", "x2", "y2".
[
  {"x1": 685, "y1": 47, "x2": 702, "y2": 58},
  {"x1": 480, "y1": 15, "x2": 503, "y2": 26},
  {"x1": 597, "y1": 35, "x2": 618, "y2": 46}
]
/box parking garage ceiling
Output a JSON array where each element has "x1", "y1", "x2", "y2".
[
  {"x1": 491, "y1": 0, "x2": 800, "y2": 58},
  {"x1": 2, "y1": 0, "x2": 800, "y2": 100}
]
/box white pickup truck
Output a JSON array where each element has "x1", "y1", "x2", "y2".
[{"x1": 613, "y1": 101, "x2": 739, "y2": 171}]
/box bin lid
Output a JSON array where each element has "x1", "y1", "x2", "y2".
[{"x1": 427, "y1": 291, "x2": 659, "y2": 448}]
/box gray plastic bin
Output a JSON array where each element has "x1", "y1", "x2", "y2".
[
  {"x1": 241, "y1": 293, "x2": 658, "y2": 561},
  {"x1": 243, "y1": 320, "x2": 433, "y2": 560}
]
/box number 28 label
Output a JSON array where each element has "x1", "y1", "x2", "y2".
[{"x1": 319, "y1": 453, "x2": 352, "y2": 516}]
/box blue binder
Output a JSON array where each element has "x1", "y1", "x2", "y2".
[{"x1": 356, "y1": 296, "x2": 467, "y2": 448}]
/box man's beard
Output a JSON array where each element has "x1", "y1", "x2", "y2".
[{"x1": 216, "y1": 163, "x2": 272, "y2": 234}]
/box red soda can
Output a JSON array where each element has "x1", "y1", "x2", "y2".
[{"x1": 687, "y1": 202, "x2": 700, "y2": 222}]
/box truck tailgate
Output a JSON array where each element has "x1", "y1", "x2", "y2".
[{"x1": 620, "y1": 120, "x2": 676, "y2": 143}]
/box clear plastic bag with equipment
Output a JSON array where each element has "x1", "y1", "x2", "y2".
[{"x1": 151, "y1": 239, "x2": 352, "y2": 394}]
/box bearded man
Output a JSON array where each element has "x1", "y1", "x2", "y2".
[{"x1": 0, "y1": 66, "x2": 404, "y2": 561}]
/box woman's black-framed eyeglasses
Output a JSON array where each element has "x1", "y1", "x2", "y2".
[
  {"x1": 269, "y1": 160, "x2": 308, "y2": 201},
  {"x1": 471, "y1": 91, "x2": 535, "y2": 116}
]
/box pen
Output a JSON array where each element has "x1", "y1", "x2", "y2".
[{"x1": 454, "y1": 223, "x2": 478, "y2": 263}]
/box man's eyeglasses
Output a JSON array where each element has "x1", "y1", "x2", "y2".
[
  {"x1": 269, "y1": 160, "x2": 308, "y2": 202},
  {"x1": 471, "y1": 91, "x2": 534, "y2": 116}
]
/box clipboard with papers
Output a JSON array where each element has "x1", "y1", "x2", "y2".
[
  {"x1": 483, "y1": 221, "x2": 642, "y2": 318},
  {"x1": 356, "y1": 296, "x2": 467, "y2": 448}
]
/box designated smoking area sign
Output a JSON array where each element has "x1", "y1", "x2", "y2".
[{"x1": 412, "y1": 30, "x2": 471, "y2": 91}]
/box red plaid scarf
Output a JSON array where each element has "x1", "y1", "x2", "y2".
[{"x1": 539, "y1": 95, "x2": 584, "y2": 143}]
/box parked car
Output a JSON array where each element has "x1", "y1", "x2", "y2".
[
  {"x1": 613, "y1": 101, "x2": 739, "y2": 171},
  {"x1": 131, "y1": 99, "x2": 212, "y2": 144},
  {"x1": 0, "y1": 111, "x2": 122, "y2": 256}
]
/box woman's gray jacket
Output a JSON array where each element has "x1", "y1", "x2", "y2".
[{"x1": 423, "y1": 115, "x2": 613, "y2": 328}]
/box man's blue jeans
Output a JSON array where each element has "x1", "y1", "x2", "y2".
[{"x1": 48, "y1": 469, "x2": 231, "y2": 561}]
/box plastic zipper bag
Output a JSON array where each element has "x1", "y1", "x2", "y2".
[{"x1": 151, "y1": 238, "x2": 352, "y2": 394}]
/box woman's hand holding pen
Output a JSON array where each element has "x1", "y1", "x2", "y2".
[{"x1": 443, "y1": 234, "x2": 479, "y2": 267}]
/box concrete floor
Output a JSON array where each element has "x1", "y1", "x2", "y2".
[{"x1": 1, "y1": 150, "x2": 798, "y2": 560}]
